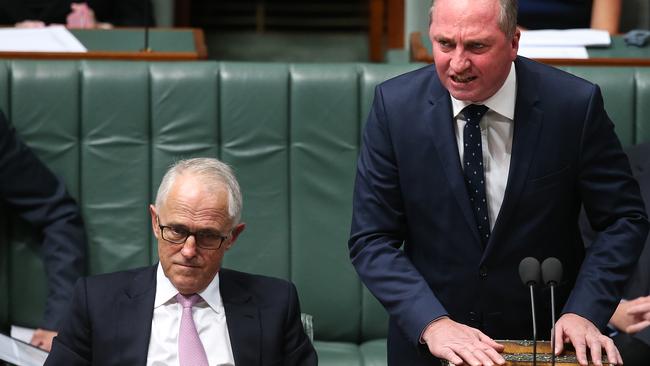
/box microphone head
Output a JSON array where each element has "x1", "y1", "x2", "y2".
[
  {"x1": 541, "y1": 257, "x2": 563, "y2": 286},
  {"x1": 519, "y1": 257, "x2": 541, "y2": 286}
]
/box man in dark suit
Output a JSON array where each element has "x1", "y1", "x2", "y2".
[
  {"x1": 0, "y1": 110, "x2": 86, "y2": 351},
  {"x1": 604, "y1": 142, "x2": 650, "y2": 365},
  {"x1": 348, "y1": 0, "x2": 648, "y2": 365},
  {"x1": 45, "y1": 158, "x2": 317, "y2": 366}
]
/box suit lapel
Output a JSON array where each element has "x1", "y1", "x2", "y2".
[
  {"x1": 427, "y1": 87, "x2": 483, "y2": 247},
  {"x1": 485, "y1": 58, "x2": 543, "y2": 257},
  {"x1": 220, "y1": 269, "x2": 261, "y2": 366},
  {"x1": 116, "y1": 265, "x2": 157, "y2": 366}
]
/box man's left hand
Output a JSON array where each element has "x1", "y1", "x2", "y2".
[
  {"x1": 30, "y1": 328, "x2": 57, "y2": 352},
  {"x1": 554, "y1": 313, "x2": 622, "y2": 366}
]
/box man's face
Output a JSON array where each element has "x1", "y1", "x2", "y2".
[
  {"x1": 151, "y1": 174, "x2": 244, "y2": 295},
  {"x1": 429, "y1": 0, "x2": 520, "y2": 102}
]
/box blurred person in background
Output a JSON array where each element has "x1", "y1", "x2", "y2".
[
  {"x1": 0, "y1": 0, "x2": 154, "y2": 29},
  {"x1": 518, "y1": 0, "x2": 621, "y2": 33}
]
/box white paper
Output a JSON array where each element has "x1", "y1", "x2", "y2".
[
  {"x1": 0, "y1": 26, "x2": 87, "y2": 52},
  {"x1": 520, "y1": 28, "x2": 611, "y2": 47},
  {"x1": 0, "y1": 332, "x2": 48, "y2": 366},
  {"x1": 518, "y1": 45, "x2": 589, "y2": 59},
  {"x1": 11, "y1": 325, "x2": 35, "y2": 344}
]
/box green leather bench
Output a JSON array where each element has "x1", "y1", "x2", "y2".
[{"x1": 1, "y1": 60, "x2": 649, "y2": 366}]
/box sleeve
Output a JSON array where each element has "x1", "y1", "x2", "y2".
[
  {"x1": 563, "y1": 85, "x2": 649, "y2": 330},
  {"x1": 0, "y1": 111, "x2": 87, "y2": 331},
  {"x1": 282, "y1": 282, "x2": 318, "y2": 366},
  {"x1": 44, "y1": 278, "x2": 91, "y2": 366},
  {"x1": 348, "y1": 85, "x2": 447, "y2": 346}
]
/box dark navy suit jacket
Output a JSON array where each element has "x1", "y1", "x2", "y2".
[
  {"x1": 622, "y1": 143, "x2": 650, "y2": 345},
  {"x1": 44, "y1": 266, "x2": 318, "y2": 366},
  {"x1": 349, "y1": 57, "x2": 649, "y2": 365},
  {"x1": 0, "y1": 110, "x2": 86, "y2": 331}
]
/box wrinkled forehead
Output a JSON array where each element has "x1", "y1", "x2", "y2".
[{"x1": 431, "y1": 0, "x2": 500, "y2": 28}]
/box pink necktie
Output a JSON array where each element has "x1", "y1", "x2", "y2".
[{"x1": 176, "y1": 293, "x2": 209, "y2": 366}]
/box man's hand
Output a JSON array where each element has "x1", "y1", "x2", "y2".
[
  {"x1": 624, "y1": 295, "x2": 650, "y2": 333},
  {"x1": 422, "y1": 317, "x2": 505, "y2": 366},
  {"x1": 30, "y1": 328, "x2": 57, "y2": 352},
  {"x1": 66, "y1": 3, "x2": 97, "y2": 29},
  {"x1": 554, "y1": 313, "x2": 622, "y2": 366}
]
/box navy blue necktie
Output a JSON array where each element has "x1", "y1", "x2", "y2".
[{"x1": 462, "y1": 104, "x2": 490, "y2": 246}]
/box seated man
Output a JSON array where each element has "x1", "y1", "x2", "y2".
[
  {"x1": 0, "y1": 110, "x2": 86, "y2": 351},
  {"x1": 580, "y1": 141, "x2": 650, "y2": 365},
  {"x1": 45, "y1": 157, "x2": 317, "y2": 366},
  {"x1": 607, "y1": 142, "x2": 650, "y2": 366}
]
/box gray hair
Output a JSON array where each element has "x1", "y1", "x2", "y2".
[
  {"x1": 155, "y1": 158, "x2": 243, "y2": 225},
  {"x1": 429, "y1": 0, "x2": 518, "y2": 39}
]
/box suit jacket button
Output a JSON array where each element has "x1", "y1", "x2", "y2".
[{"x1": 479, "y1": 266, "x2": 488, "y2": 278}]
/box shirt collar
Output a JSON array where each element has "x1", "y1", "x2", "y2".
[
  {"x1": 451, "y1": 61, "x2": 517, "y2": 120},
  {"x1": 154, "y1": 262, "x2": 224, "y2": 312}
]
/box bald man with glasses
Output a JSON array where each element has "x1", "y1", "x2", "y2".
[{"x1": 45, "y1": 157, "x2": 317, "y2": 366}]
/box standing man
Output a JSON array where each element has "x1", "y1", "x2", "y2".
[
  {"x1": 0, "y1": 110, "x2": 86, "y2": 351},
  {"x1": 45, "y1": 158, "x2": 317, "y2": 365},
  {"x1": 348, "y1": 0, "x2": 648, "y2": 365}
]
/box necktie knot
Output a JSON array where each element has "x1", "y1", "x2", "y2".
[
  {"x1": 461, "y1": 104, "x2": 489, "y2": 126},
  {"x1": 176, "y1": 293, "x2": 202, "y2": 309}
]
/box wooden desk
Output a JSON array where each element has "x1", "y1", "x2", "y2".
[
  {"x1": 410, "y1": 31, "x2": 650, "y2": 66},
  {"x1": 0, "y1": 28, "x2": 207, "y2": 61}
]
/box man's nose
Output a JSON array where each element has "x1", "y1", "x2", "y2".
[
  {"x1": 450, "y1": 51, "x2": 470, "y2": 73},
  {"x1": 180, "y1": 235, "x2": 199, "y2": 257}
]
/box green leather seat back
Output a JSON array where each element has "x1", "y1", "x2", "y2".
[{"x1": 561, "y1": 66, "x2": 637, "y2": 146}]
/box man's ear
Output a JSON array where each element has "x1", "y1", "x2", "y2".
[
  {"x1": 149, "y1": 204, "x2": 160, "y2": 238},
  {"x1": 225, "y1": 223, "x2": 246, "y2": 250},
  {"x1": 510, "y1": 28, "x2": 521, "y2": 60}
]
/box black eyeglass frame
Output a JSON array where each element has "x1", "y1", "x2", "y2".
[{"x1": 156, "y1": 215, "x2": 230, "y2": 250}]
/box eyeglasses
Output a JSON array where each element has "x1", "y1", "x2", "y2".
[{"x1": 157, "y1": 216, "x2": 229, "y2": 250}]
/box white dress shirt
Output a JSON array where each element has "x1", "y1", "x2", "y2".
[
  {"x1": 451, "y1": 63, "x2": 517, "y2": 230},
  {"x1": 146, "y1": 264, "x2": 235, "y2": 366}
]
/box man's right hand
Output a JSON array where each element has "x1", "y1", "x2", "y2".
[{"x1": 422, "y1": 317, "x2": 506, "y2": 366}]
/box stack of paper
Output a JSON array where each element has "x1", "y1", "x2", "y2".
[
  {"x1": 518, "y1": 28, "x2": 611, "y2": 59},
  {"x1": 0, "y1": 26, "x2": 87, "y2": 52}
]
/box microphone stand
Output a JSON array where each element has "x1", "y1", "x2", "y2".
[
  {"x1": 529, "y1": 284, "x2": 537, "y2": 366},
  {"x1": 550, "y1": 282, "x2": 556, "y2": 366},
  {"x1": 142, "y1": 0, "x2": 152, "y2": 52}
]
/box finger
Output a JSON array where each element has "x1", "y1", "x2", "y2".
[
  {"x1": 471, "y1": 347, "x2": 498, "y2": 366},
  {"x1": 603, "y1": 337, "x2": 621, "y2": 366},
  {"x1": 436, "y1": 347, "x2": 464, "y2": 366},
  {"x1": 571, "y1": 337, "x2": 588, "y2": 366},
  {"x1": 587, "y1": 335, "x2": 602, "y2": 366},
  {"x1": 625, "y1": 320, "x2": 650, "y2": 333},
  {"x1": 626, "y1": 303, "x2": 650, "y2": 315},
  {"x1": 477, "y1": 332, "x2": 505, "y2": 351},
  {"x1": 554, "y1": 325, "x2": 565, "y2": 355},
  {"x1": 456, "y1": 346, "x2": 482, "y2": 366},
  {"x1": 481, "y1": 346, "x2": 506, "y2": 365}
]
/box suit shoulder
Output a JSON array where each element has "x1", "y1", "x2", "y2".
[
  {"x1": 84, "y1": 265, "x2": 152, "y2": 290},
  {"x1": 516, "y1": 56, "x2": 596, "y2": 91},
  {"x1": 377, "y1": 64, "x2": 437, "y2": 91},
  {"x1": 221, "y1": 268, "x2": 293, "y2": 289},
  {"x1": 220, "y1": 268, "x2": 296, "y2": 302}
]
